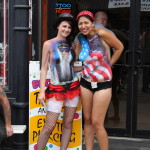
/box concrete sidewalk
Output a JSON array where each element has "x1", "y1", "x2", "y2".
[{"x1": 82, "y1": 137, "x2": 150, "y2": 150}]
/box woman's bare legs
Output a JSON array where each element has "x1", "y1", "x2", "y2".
[
  {"x1": 92, "y1": 88, "x2": 111, "y2": 150},
  {"x1": 37, "y1": 111, "x2": 60, "y2": 150},
  {"x1": 81, "y1": 86, "x2": 94, "y2": 150},
  {"x1": 60, "y1": 106, "x2": 77, "y2": 150}
]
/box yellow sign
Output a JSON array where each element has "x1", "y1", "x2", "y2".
[{"x1": 29, "y1": 61, "x2": 82, "y2": 150}]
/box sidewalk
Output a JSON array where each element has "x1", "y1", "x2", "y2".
[{"x1": 82, "y1": 137, "x2": 150, "y2": 150}]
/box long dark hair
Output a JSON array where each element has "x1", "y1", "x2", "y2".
[{"x1": 55, "y1": 20, "x2": 74, "y2": 45}]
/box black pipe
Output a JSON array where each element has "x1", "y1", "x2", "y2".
[{"x1": 11, "y1": 0, "x2": 29, "y2": 149}]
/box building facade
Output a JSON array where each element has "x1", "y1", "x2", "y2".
[{"x1": 0, "y1": 0, "x2": 150, "y2": 149}]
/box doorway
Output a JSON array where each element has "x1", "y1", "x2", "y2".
[{"x1": 32, "y1": 0, "x2": 150, "y2": 138}]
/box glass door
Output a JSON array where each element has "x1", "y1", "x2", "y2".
[
  {"x1": 106, "y1": 0, "x2": 150, "y2": 138},
  {"x1": 134, "y1": 7, "x2": 150, "y2": 138},
  {"x1": 104, "y1": 8, "x2": 130, "y2": 132}
]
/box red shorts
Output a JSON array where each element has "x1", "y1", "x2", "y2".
[{"x1": 45, "y1": 80, "x2": 80, "y2": 101}]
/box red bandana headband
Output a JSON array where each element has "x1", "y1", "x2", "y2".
[{"x1": 76, "y1": 10, "x2": 94, "y2": 20}]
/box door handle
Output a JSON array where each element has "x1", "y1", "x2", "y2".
[
  {"x1": 135, "y1": 50, "x2": 142, "y2": 68},
  {"x1": 124, "y1": 50, "x2": 132, "y2": 67}
]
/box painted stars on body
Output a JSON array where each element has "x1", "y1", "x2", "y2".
[{"x1": 79, "y1": 39, "x2": 90, "y2": 61}]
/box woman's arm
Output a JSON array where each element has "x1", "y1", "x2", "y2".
[
  {"x1": 97, "y1": 28, "x2": 124, "y2": 66},
  {"x1": 38, "y1": 41, "x2": 50, "y2": 105},
  {"x1": 74, "y1": 41, "x2": 81, "y2": 61},
  {"x1": 0, "y1": 85, "x2": 13, "y2": 137}
]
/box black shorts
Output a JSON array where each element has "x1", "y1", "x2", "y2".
[{"x1": 80, "y1": 78, "x2": 112, "y2": 92}]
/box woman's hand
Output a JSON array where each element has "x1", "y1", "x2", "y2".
[
  {"x1": 38, "y1": 91, "x2": 45, "y2": 106},
  {"x1": 6, "y1": 125, "x2": 13, "y2": 137}
]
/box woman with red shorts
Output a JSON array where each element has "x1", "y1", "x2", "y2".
[{"x1": 37, "y1": 13, "x2": 80, "y2": 150}]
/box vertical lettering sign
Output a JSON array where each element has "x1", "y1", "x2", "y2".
[
  {"x1": 0, "y1": 1, "x2": 7, "y2": 85},
  {"x1": 29, "y1": 0, "x2": 32, "y2": 35},
  {"x1": 108, "y1": 0, "x2": 130, "y2": 8},
  {"x1": 0, "y1": 1, "x2": 4, "y2": 84},
  {"x1": 56, "y1": 3, "x2": 72, "y2": 14},
  {"x1": 29, "y1": 61, "x2": 82, "y2": 150}
]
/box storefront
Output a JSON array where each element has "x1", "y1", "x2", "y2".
[
  {"x1": 32, "y1": 0, "x2": 150, "y2": 138},
  {"x1": 1, "y1": 0, "x2": 150, "y2": 149}
]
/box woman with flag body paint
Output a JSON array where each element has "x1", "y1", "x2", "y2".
[
  {"x1": 75, "y1": 10, "x2": 124, "y2": 150},
  {"x1": 37, "y1": 13, "x2": 80, "y2": 150}
]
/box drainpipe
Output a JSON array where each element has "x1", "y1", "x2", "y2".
[{"x1": 12, "y1": 0, "x2": 30, "y2": 149}]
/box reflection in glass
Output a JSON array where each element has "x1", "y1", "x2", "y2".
[
  {"x1": 104, "y1": 8, "x2": 129, "y2": 129},
  {"x1": 137, "y1": 11, "x2": 150, "y2": 130}
]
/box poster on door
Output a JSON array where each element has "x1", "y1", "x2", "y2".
[
  {"x1": 29, "y1": 61, "x2": 82, "y2": 150},
  {"x1": 108, "y1": 0, "x2": 150, "y2": 11},
  {"x1": 108, "y1": 0, "x2": 130, "y2": 8},
  {"x1": 141, "y1": 0, "x2": 150, "y2": 11}
]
